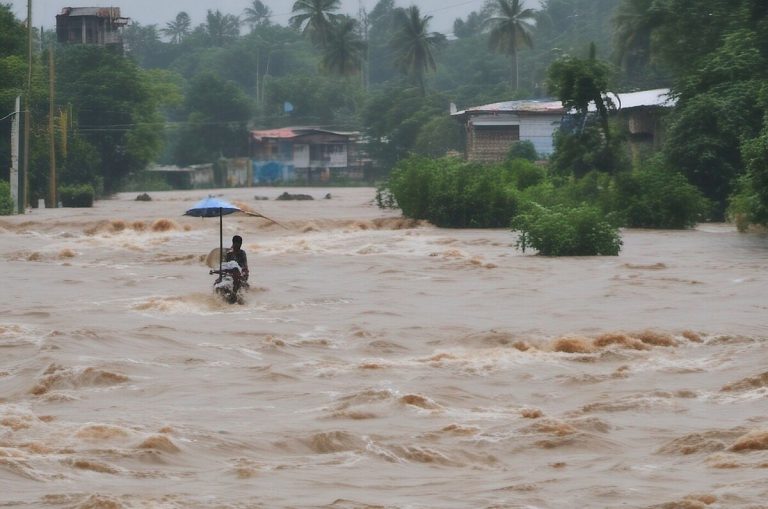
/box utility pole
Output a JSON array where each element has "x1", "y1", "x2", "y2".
[
  {"x1": 22, "y1": 0, "x2": 32, "y2": 212},
  {"x1": 11, "y1": 96, "x2": 20, "y2": 213},
  {"x1": 48, "y1": 42, "x2": 56, "y2": 208}
]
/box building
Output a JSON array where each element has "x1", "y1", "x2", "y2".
[
  {"x1": 452, "y1": 88, "x2": 675, "y2": 163},
  {"x1": 56, "y1": 7, "x2": 129, "y2": 48},
  {"x1": 250, "y1": 128, "x2": 362, "y2": 183},
  {"x1": 451, "y1": 99, "x2": 565, "y2": 163},
  {"x1": 606, "y1": 88, "x2": 675, "y2": 162}
]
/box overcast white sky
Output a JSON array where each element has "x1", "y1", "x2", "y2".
[{"x1": 8, "y1": 0, "x2": 518, "y2": 35}]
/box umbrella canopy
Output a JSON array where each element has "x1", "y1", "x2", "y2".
[
  {"x1": 184, "y1": 196, "x2": 241, "y2": 218},
  {"x1": 184, "y1": 196, "x2": 243, "y2": 276}
]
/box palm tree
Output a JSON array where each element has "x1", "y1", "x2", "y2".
[
  {"x1": 162, "y1": 11, "x2": 191, "y2": 44},
  {"x1": 321, "y1": 16, "x2": 366, "y2": 76},
  {"x1": 484, "y1": 0, "x2": 536, "y2": 90},
  {"x1": 613, "y1": 0, "x2": 661, "y2": 74},
  {"x1": 243, "y1": 0, "x2": 272, "y2": 32},
  {"x1": 390, "y1": 6, "x2": 445, "y2": 95},
  {"x1": 289, "y1": 0, "x2": 342, "y2": 46},
  {"x1": 205, "y1": 9, "x2": 241, "y2": 46}
]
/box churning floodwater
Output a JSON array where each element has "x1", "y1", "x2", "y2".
[{"x1": 1, "y1": 187, "x2": 767, "y2": 508}]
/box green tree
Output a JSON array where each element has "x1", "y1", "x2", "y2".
[
  {"x1": 290, "y1": 0, "x2": 342, "y2": 46},
  {"x1": 367, "y1": 0, "x2": 398, "y2": 84},
  {"x1": 56, "y1": 45, "x2": 164, "y2": 194},
  {"x1": 390, "y1": 6, "x2": 446, "y2": 95},
  {"x1": 484, "y1": 0, "x2": 536, "y2": 90},
  {"x1": 204, "y1": 9, "x2": 241, "y2": 47},
  {"x1": 664, "y1": 30, "x2": 766, "y2": 218},
  {"x1": 0, "y1": 5, "x2": 27, "y2": 184},
  {"x1": 175, "y1": 73, "x2": 253, "y2": 166},
  {"x1": 243, "y1": 0, "x2": 272, "y2": 31},
  {"x1": 321, "y1": 16, "x2": 366, "y2": 76},
  {"x1": 612, "y1": 0, "x2": 663, "y2": 86},
  {"x1": 162, "y1": 12, "x2": 192, "y2": 44}
]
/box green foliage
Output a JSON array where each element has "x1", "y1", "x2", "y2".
[
  {"x1": 56, "y1": 45, "x2": 164, "y2": 194},
  {"x1": 59, "y1": 184, "x2": 95, "y2": 208},
  {"x1": 506, "y1": 140, "x2": 538, "y2": 162},
  {"x1": 505, "y1": 158, "x2": 544, "y2": 189},
  {"x1": 175, "y1": 72, "x2": 253, "y2": 165},
  {"x1": 390, "y1": 6, "x2": 446, "y2": 94},
  {"x1": 0, "y1": 180, "x2": 13, "y2": 215},
  {"x1": 615, "y1": 162, "x2": 708, "y2": 228},
  {"x1": 512, "y1": 203, "x2": 622, "y2": 256},
  {"x1": 730, "y1": 127, "x2": 768, "y2": 230},
  {"x1": 549, "y1": 124, "x2": 628, "y2": 177},
  {"x1": 386, "y1": 156, "x2": 519, "y2": 228},
  {"x1": 412, "y1": 116, "x2": 464, "y2": 157}
]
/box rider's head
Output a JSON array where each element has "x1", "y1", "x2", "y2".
[{"x1": 232, "y1": 235, "x2": 243, "y2": 250}]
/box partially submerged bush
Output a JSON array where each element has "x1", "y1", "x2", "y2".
[
  {"x1": 387, "y1": 156, "x2": 518, "y2": 228},
  {"x1": 512, "y1": 203, "x2": 622, "y2": 256},
  {"x1": 615, "y1": 161, "x2": 708, "y2": 228},
  {"x1": 0, "y1": 180, "x2": 13, "y2": 215},
  {"x1": 59, "y1": 184, "x2": 95, "y2": 208}
]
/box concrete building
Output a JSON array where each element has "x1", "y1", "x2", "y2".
[
  {"x1": 453, "y1": 89, "x2": 675, "y2": 163},
  {"x1": 250, "y1": 128, "x2": 363, "y2": 183},
  {"x1": 452, "y1": 99, "x2": 565, "y2": 162},
  {"x1": 56, "y1": 7, "x2": 129, "y2": 48}
]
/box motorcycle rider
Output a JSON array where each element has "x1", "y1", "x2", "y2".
[{"x1": 225, "y1": 235, "x2": 249, "y2": 293}]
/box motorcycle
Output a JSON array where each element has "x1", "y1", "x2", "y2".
[{"x1": 209, "y1": 260, "x2": 247, "y2": 304}]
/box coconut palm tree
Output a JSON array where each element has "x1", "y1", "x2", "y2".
[
  {"x1": 321, "y1": 16, "x2": 366, "y2": 76},
  {"x1": 390, "y1": 6, "x2": 445, "y2": 95},
  {"x1": 162, "y1": 12, "x2": 191, "y2": 44},
  {"x1": 243, "y1": 0, "x2": 272, "y2": 32},
  {"x1": 204, "y1": 9, "x2": 241, "y2": 46},
  {"x1": 290, "y1": 0, "x2": 342, "y2": 46},
  {"x1": 484, "y1": 0, "x2": 536, "y2": 90},
  {"x1": 613, "y1": 0, "x2": 661, "y2": 73}
]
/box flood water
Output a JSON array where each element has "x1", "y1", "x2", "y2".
[{"x1": 1, "y1": 187, "x2": 767, "y2": 508}]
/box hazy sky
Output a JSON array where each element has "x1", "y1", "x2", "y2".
[{"x1": 9, "y1": 0, "x2": 508, "y2": 35}]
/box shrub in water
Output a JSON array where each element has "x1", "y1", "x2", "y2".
[
  {"x1": 512, "y1": 203, "x2": 622, "y2": 256},
  {"x1": 615, "y1": 161, "x2": 708, "y2": 228},
  {"x1": 0, "y1": 181, "x2": 13, "y2": 215},
  {"x1": 59, "y1": 184, "x2": 95, "y2": 207},
  {"x1": 387, "y1": 156, "x2": 519, "y2": 228}
]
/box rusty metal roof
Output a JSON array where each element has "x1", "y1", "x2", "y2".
[
  {"x1": 251, "y1": 127, "x2": 359, "y2": 141},
  {"x1": 453, "y1": 99, "x2": 565, "y2": 117},
  {"x1": 58, "y1": 7, "x2": 123, "y2": 18}
]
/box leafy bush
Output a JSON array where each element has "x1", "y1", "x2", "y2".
[
  {"x1": 512, "y1": 203, "x2": 622, "y2": 256},
  {"x1": 506, "y1": 140, "x2": 538, "y2": 162},
  {"x1": 387, "y1": 156, "x2": 519, "y2": 227},
  {"x1": 59, "y1": 184, "x2": 95, "y2": 207},
  {"x1": 506, "y1": 158, "x2": 546, "y2": 189},
  {"x1": 615, "y1": 162, "x2": 708, "y2": 228},
  {"x1": 729, "y1": 129, "x2": 768, "y2": 230},
  {"x1": 0, "y1": 181, "x2": 13, "y2": 215}
]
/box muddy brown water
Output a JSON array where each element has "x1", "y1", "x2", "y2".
[{"x1": 1, "y1": 188, "x2": 767, "y2": 508}]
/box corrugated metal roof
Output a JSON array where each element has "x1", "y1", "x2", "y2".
[
  {"x1": 455, "y1": 88, "x2": 675, "y2": 117},
  {"x1": 251, "y1": 128, "x2": 298, "y2": 140},
  {"x1": 454, "y1": 99, "x2": 564, "y2": 116},
  {"x1": 606, "y1": 88, "x2": 675, "y2": 110},
  {"x1": 59, "y1": 7, "x2": 123, "y2": 18},
  {"x1": 251, "y1": 127, "x2": 360, "y2": 141}
]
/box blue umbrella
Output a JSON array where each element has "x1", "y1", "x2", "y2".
[
  {"x1": 185, "y1": 196, "x2": 242, "y2": 275},
  {"x1": 184, "y1": 196, "x2": 286, "y2": 275}
]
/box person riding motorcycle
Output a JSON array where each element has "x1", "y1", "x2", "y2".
[{"x1": 225, "y1": 235, "x2": 249, "y2": 294}]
